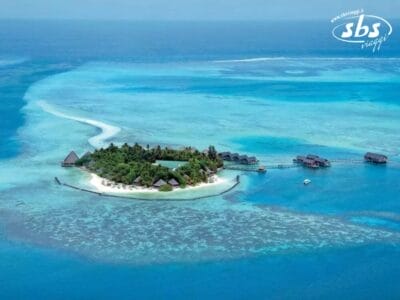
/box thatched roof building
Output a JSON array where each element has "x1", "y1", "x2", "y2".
[
  {"x1": 293, "y1": 155, "x2": 307, "y2": 163},
  {"x1": 62, "y1": 151, "x2": 79, "y2": 167},
  {"x1": 218, "y1": 151, "x2": 232, "y2": 160},
  {"x1": 133, "y1": 176, "x2": 142, "y2": 185},
  {"x1": 239, "y1": 155, "x2": 257, "y2": 165},
  {"x1": 219, "y1": 151, "x2": 257, "y2": 165},
  {"x1": 306, "y1": 154, "x2": 320, "y2": 160},
  {"x1": 168, "y1": 178, "x2": 179, "y2": 187},
  {"x1": 364, "y1": 152, "x2": 388, "y2": 164},
  {"x1": 302, "y1": 158, "x2": 319, "y2": 168},
  {"x1": 294, "y1": 154, "x2": 330, "y2": 168},
  {"x1": 81, "y1": 151, "x2": 92, "y2": 159},
  {"x1": 313, "y1": 157, "x2": 331, "y2": 167},
  {"x1": 231, "y1": 153, "x2": 240, "y2": 161},
  {"x1": 153, "y1": 179, "x2": 167, "y2": 188}
]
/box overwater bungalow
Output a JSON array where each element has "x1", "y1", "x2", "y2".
[
  {"x1": 219, "y1": 151, "x2": 258, "y2": 165},
  {"x1": 249, "y1": 156, "x2": 257, "y2": 163},
  {"x1": 239, "y1": 155, "x2": 257, "y2": 165},
  {"x1": 61, "y1": 151, "x2": 80, "y2": 167},
  {"x1": 294, "y1": 154, "x2": 330, "y2": 168},
  {"x1": 231, "y1": 153, "x2": 240, "y2": 161},
  {"x1": 239, "y1": 155, "x2": 248, "y2": 163},
  {"x1": 315, "y1": 158, "x2": 331, "y2": 167},
  {"x1": 293, "y1": 155, "x2": 307, "y2": 163},
  {"x1": 153, "y1": 179, "x2": 167, "y2": 188},
  {"x1": 168, "y1": 178, "x2": 179, "y2": 187},
  {"x1": 218, "y1": 151, "x2": 232, "y2": 160},
  {"x1": 364, "y1": 152, "x2": 388, "y2": 164},
  {"x1": 302, "y1": 158, "x2": 319, "y2": 169},
  {"x1": 306, "y1": 154, "x2": 320, "y2": 160}
]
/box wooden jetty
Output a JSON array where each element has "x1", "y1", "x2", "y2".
[{"x1": 224, "y1": 164, "x2": 267, "y2": 172}]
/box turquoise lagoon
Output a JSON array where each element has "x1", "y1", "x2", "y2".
[{"x1": 1, "y1": 21, "x2": 400, "y2": 299}]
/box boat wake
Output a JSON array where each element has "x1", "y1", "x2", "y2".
[{"x1": 36, "y1": 100, "x2": 121, "y2": 148}]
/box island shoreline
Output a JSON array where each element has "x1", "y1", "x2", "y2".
[{"x1": 88, "y1": 172, "x2": 228, "y2": 194}]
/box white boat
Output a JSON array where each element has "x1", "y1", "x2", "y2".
[{"x1": 303, "y1": 179, "x2": 311, "y2": 185}]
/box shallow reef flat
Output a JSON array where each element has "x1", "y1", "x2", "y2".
[
  {"x1": 2, "y1": 193, "x2": 399, "y2": 264},
  {"x1": 0, "y1": 58, "x2": 400, "y2": 264}
]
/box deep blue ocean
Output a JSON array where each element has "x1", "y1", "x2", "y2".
[{"x1": 1, "y1": 20, "x2": 400, "y2": 299}]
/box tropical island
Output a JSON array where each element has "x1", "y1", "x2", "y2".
[{"x1": 70, "y1": 143, "x2": 224, "y2": 192}]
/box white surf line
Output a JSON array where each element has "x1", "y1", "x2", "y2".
[
  {"x1": 212, "y1": 57, "x2": 400, "y2": 63},
  {"x1": 36, "y1": 100, "x2": 121, "y2": 148},
  {"x1": 213, "y1": 57, "x2": 288, "y2": 63}
]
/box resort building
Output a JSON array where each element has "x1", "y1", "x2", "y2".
[
  {"x1": 239, "y1": 155, "x2": 258, "y2": 165},
  {"x1": 61, "y1": 151, "x2": 80, "y2": 167},
  {"x1": 153, "y1": 179, "x2": 167, "y2": 188},
  {"x1": 293, "y1": 155, "x2": 307, "y2": 163},
  {"x1": 302, "y1": 158, "x2": 319, "y2": 169},
  {"x1": 306, "y1": 155, "x2": 331, "y2": 167},
  {"x1": 81, "y1": 151, "x2": 92, "y2": 159},
  {"x1": 218, "y1": 152, "x2": 232, "y2": 161},
  {"x1": 133, "y1": 176, "x2": 142, "y2": 185},
  {"x1": 231, "y1": 153, "x2": 240, "y2": 161},
  {"x1": 306, "y1": 154, "x2": 319, "y2": 160},
  {"x1": 168, "y1": 178, "x2": 179, "y2": 187},
  {"x1": 218, "y1": 151, "x2": 258, "y2": 165},
  {"x1": 294, "y1": 154, "x2": 330, "y2": 169},
  {"x1": 364, "y1": 152, "x2": 388, "y2": 164}
]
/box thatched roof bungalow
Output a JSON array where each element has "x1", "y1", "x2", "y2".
[
  {"x1": 153, "y1": 179, "x2": 167, "y2": 188},
  {"x1": 306, "y1": 154, "x2": 320, "y2": 160},
  {"x1": 302, "y1": 158, "x2": 319, "y2": 168},
  {"x1": 61, "y1": 151, "x2": 79, "y2": 167},
  {"x1": 364, "y1": 152, "x2": 388, "y2": 164},
  {"x1": 168, "y1": 178, "x2": 179, "y2": 187},
  {"x1": 133, "y1": 176, "x2": 142, "y2": 185},
  {"x1": 293, "y1": 155, "x2": 307, "y2": 163},
  {"x1": 294, "y1": 154, "x2": 330, "y2": 168},
  {"x1": 231, "y1": 153, "x2": 240, "y2": 161},
  {"x1": 81, "y1": 151, "x2": 92, "y2": 159},
  {"x1": 218, "y1": 151, "x2": 232, "y2": 160},
  {"x1": 313, "y1": 157, "x2": 331, "y2": 167},
  {"x1": 239, "y1": 155, "x2": 257, "y2": 165}
]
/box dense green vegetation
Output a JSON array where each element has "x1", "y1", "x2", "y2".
[
  {"x1": 76, "y1": 143, "x2": 223, "y2": 188},
  {"x1": 159, "y1": 184, "x2": 173, "y2": 192}
]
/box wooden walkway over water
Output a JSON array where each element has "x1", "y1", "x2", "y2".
[
  {"x1": 224, "y1": 164, "x2": 298, "y2": 172},
  {"x1": 54, "y1": 176, "x2": 241, "y2": 201},
  {"x1": 223, "y1": 158, "x2": 400, "y2": 172}
]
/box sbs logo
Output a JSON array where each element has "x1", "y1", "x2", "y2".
[{"x1": 331, "y1": 11, "x2": 392, "y2": 52}]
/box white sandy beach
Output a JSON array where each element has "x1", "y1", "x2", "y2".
[
  {"x1": 89, "y1": 173, "x2": 228, "y2": 194},
  {"x1": 37, "y1": 100, "x2": 121, "y2": 148},
  {"x1": 38, "y1": 100, "x2": 231, "y2": 195}
]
